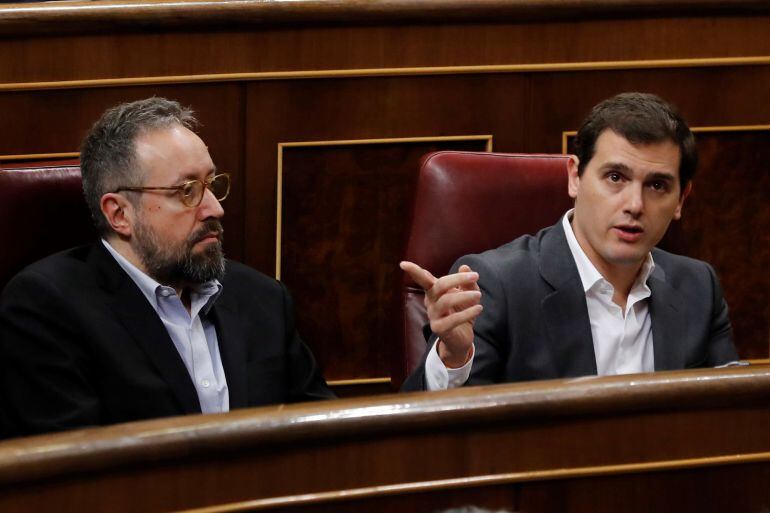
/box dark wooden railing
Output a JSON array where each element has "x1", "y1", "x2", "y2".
[{"x1": 1, "y1": 366, "x2": 770, "y2": 512}]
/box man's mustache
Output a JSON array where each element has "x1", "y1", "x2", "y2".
[{"x1": 189, "y1": 220, "x2": 224, "y2": 245}]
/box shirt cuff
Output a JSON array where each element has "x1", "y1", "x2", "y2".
[{"x1": 424, "y1": 339, "x2": 475, "y2": 391}]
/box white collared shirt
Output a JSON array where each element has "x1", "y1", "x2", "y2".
[
  {"x1": 562, "y1": 210, "x2": 655, "y2": 375},
  {"x1": 425, "y1": 210, "x2": 655, "y2": 390},
  {"x1": 102, "y1": 239, "x2": 230, "y2": 413}
]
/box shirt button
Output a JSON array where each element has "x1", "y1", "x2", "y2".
[{"x1": 202, "y1": 379, "x2": 211, "y2": 388}]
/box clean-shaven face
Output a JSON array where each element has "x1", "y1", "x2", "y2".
[{"x1": 568, "y1": 129, "x2": 690, "y2": 279}]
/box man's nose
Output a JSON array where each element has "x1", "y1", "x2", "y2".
[
  {"x1": 623, "y1": 182, "x2": 644, "y2": 217},
  {"x1": 198, "y1": 187, "x2": 225, "y2": 219}
]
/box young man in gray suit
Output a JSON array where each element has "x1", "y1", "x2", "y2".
[{"x1": 401, "y1": 92, "x2": 738, "y2": 391}]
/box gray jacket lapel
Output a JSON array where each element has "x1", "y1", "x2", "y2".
[
  {"x1": 538, "y1": 223, "x2": 598, "y2": 376},
  {"x1": 648, "y1": 264, "x2": 688, "y2": 371}
]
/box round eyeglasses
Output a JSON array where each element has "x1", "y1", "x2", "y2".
[{"x1": 114, "y1": 173, "x2": 231, "y2": 208}]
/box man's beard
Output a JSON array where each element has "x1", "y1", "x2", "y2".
[{"x1": 133, "y1": 218, "x2": 226, "y2": 287}]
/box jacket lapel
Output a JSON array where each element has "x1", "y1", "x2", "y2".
[
  {"x1": 90, "y1": 244, "x2": 201, "y2": 414},
  {"x1": 538, "y1": 223, "x2": 598, "y2": 376},
  {"x1": 210, "y1": 294, "x2": 248, "y2": 409},
  {"x1": 648, "y1": 264, "x2": 688, "y2": 371}
]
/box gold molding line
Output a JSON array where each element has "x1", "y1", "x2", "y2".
[
  {"x1": 327, "y1": 377, "x2": 391, "y2": 387},
  {"x1": 561, "y1": 130, "x2": 577, "y2": 155},
  {"x1": 279, "y1": 136, "x2": 494, "y2": 149},
  {"x1": 692, "y1": 124, "x2": 770, "y2": 132},
  {"x1": 3, "y1": 56, "x2": 770, "y2": 92},
  {"x1": 0, "y1": 151, "x2": 79, "y2": 162},
  {"x1": 275, "y1": 135, "x2": 493, "y2": 279},
  {"x1": 275, "y1": 142, "x2": 285, "y2": 279},
  {"x1": 561, "y1": 124, "x2": 770, "y2": 154},
  {"x1": 177, "y1": 450, "x2": 770, "y2": 513}
]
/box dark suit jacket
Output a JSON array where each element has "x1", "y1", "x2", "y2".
[
  {"x1": 403, "y1": 221, "x2": 738, "y2": 390},
  {"x1": 0, "y1": 243, "x2": 333, "y2": 436}
]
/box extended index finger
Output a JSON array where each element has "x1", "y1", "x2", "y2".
[{"x1": 400, "y1": 261, "x2": 437, "y2": 291}]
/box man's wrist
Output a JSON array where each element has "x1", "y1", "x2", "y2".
[{"x1": 437, "y1": 338, "x2": 473, "y2": 369}]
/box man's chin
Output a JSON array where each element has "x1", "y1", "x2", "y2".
[{"x1": 605, "y1": 249, "x2": 649, "y2": 268}]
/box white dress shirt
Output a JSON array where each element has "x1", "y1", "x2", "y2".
[
  {"x1": 425, "y1": 210, "x2": 655, "y2": 390},
  {"x1": 102, "y1": 239, "x2": 230, "y2": 413}
]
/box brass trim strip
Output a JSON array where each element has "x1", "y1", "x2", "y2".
[
  {"x1": 748, "y1": 359, "x2": 770, "y2": 365},
  {"x1": 275, "y1": 143, "x2": 284, "y2": 280},
  {"x1": 0, "y1": 151, "x2": 79, "y2": 162},
  {"x1": 561, "y1": 124, "x2": 770, "y2": 154},
  {"x1": 561, "y1": 130, "x2": 577, "y2": 155},
  {"x1": 3, "y1": 56, "x2": 770, "y2": 92},
  {"x1": 279, "y1": 135, "x2": 494, "y2": 149},
  {"x1": 176, "y1": 450, "x2": 770, "y2": 513},
  {"x1": 275, "y1": 135, "x2": 493, "y2": 279},
  {"x1": 327, "y1": 377, "x2": 391, "y2": 387},
  {"x1": 692, "y1": 124, "x2": 770, "y2": 133}
]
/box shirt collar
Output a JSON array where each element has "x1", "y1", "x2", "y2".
[
  {"x1": 101, "y1": 239, "x2": 222, "y2": 314},
  {"x1": 561, "y1": 209, "x2": 655, "y2": 294}
]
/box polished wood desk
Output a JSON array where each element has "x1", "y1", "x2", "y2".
[{"x1": 1, "y1": 366, "x2": 769, "y2": 512}]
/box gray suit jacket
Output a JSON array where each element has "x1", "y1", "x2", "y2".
[{"x1": 402, "y1": 221, "x2": 737, "y2": 390}]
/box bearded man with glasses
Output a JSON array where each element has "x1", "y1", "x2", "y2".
[{"x1": 0, "y1": 97, "x2": 334, "y2": 437}]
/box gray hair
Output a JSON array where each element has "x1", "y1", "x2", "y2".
[{"x1": 79, "y1": 97, "x2": 198, "y2": 235}]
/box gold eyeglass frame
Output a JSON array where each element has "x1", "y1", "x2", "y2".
[{"x1": 115, "y1": 173, "x2": 231, "y2": 207}]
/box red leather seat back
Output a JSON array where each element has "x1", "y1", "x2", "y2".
[
  {"x1": 396, "y1": 151, "x2": 573, "y2": 385},
  {"x1": 0, "y1": 162, "x2": 95, "y2": 290}
]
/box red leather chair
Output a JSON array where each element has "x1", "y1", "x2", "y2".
[
  {"x1": 395, "y1": 151, "x2": 574, "y2": 387},
  {"x1": 0, "y1": 161, "x2": 95, "y2": 291}
]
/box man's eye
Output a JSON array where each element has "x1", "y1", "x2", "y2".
[
  {"x1": 608, "y1": 172, "x2": 622, "y2": 183},
  {"x1": 181, "y1": 183, "x2": 198, "y2": 199},
  {"x1": 650, "y1": 181, "x2": 668, "y2": 192}
]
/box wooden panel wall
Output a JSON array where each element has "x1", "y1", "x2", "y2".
[
  {"x1": 0, "y1": 1, "x2": 768, "y2": 392},
  {"x1": 661, "y1": 131, "x2": 770, "y2": 360},
  {"x1": 280, "y1": 138, "x2": 490, "y2": 381}
]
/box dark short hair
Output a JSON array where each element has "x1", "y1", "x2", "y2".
[
  {"x1": 574, "y1": 92, "x2": 696, "y2": 192},
  {"x1": 79, "y1": 97, "x2": 198, "y2": 235}
]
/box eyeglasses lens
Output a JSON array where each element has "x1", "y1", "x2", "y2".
[
  {"x1": 179, "y1": 175, "x2": 230, "y2": 207},
  {"x1": 210, "y1": 175, "x2": 230, "y2": 201},
  {"x1": 179, "y1": 182, "x2": 201, "y2": 207}
]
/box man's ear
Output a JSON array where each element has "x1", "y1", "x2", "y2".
[
  {"x1": 567, "y1": 155, "x2": 580, "y2": 199},
  {"x1": 673, "y1": 181, "x2": 693, "y2": 221},
  {"x1": 100, "y1": 193, "x2": 135, "y2": 237}
]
